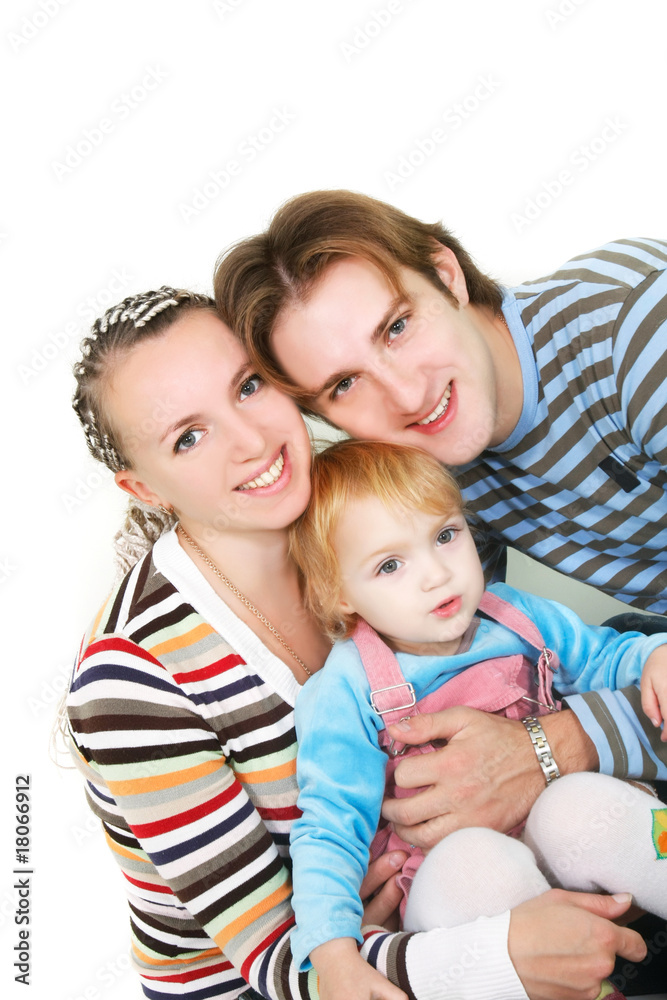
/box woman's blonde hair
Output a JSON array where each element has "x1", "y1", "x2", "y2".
[{"x1": 289, "y1": 440, "x2": 465, "y2": 640}]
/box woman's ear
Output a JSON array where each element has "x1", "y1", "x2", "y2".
[
  {"x1": 114, "y1": 469, "x2": 166, "y2": 509},
  {"x1": 431, "y1": 243, "x2": 470, "y2": 307}
]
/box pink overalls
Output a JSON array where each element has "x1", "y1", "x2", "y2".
[{"x1": 352, "y1": 590, "x2": 561, "y2": 913}]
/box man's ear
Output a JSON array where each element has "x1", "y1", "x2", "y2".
[
  {"x1": 114, "y1": 469, "x2": 166, "y2": 509},
  {"x1": 431, "y1": 243, "x2": 470, "y2": 307}
]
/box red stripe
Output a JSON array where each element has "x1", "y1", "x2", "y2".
[
  {"x1": 172, "y1": 654, "x2": 246, "y2": 685},
  {"x1": 141, "y1": 959, "x2": 233, "y2": 983},
  {"x1": 240, "y1": 916, "x2": 294, "y2": 982},
  {"x1": 133, "y1": 782, "x2": 242, "y2": 838},
  {"x1": 258, "y1": 806, "x2": 301, "y2": 821},
  {"x1": 123, "y1": 872, "x2": 173, "y2": 894},
  {"x1": 84, "y1": 636, "x2": 163, "y2": 667}
]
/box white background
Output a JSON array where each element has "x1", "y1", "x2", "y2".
[{"x1": 3, "y1": 1, "x2": 667, "y2": 996}]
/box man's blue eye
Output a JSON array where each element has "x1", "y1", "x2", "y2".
[{"x1": 387, "y1": 317, "x2": 407, "y2": 342}]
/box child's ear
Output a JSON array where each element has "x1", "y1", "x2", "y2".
[{"x1": 338, "y1": 597, "x2": 355, "y2": 615}]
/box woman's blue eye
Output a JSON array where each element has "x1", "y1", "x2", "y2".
[
  {"x1": 437, "y1": 528, "x2": 457, "y2": 545},
  {"x1": 387, "y1": 317, "x2": 407, "y2": 342},
  {"x1": 240, "y1": 375, "x2": 262, "y2": 399},
  {"x1": 332, "y1": 375, "x2": 356, "y2": 399},
  {"x1": 378, "y1": 558, "x2": 400, "y2": 575},
  {"x1": 175, "y1": 428, "x2": 204, "y2": 453}
]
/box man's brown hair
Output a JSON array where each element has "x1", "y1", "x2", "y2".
[{"x1": 214, "y1": 190, "x2": 503, "y2": 406}]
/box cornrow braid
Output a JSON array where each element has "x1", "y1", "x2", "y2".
[{"x1": 72, "y1": 286, "x2": 216, "y2": 573}]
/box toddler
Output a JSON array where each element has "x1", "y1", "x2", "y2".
[{"x1": 288, "y1": 440, "x2": 667, "y2": 1000}]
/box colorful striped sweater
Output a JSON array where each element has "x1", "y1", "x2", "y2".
[
  {"x1": 69, "y1": 530, "x2": 525, "y2": 1000},
  {"x1": 66, "y1": 529, "x2": 426, "y2": 999}
]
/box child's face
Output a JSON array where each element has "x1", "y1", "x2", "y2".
[{"x1": 335, "y1": 495, "x2": 486, "y2": 655}]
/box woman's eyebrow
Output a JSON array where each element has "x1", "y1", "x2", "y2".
[{"x1": 159, "y1": 413, "x2": 203, "y2": 443}]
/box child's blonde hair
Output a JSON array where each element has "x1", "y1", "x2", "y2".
[{"x1": 289, "y1": 440, "x2": 465, "y2": 639}]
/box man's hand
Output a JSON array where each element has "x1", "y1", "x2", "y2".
[
  {"x1": 311, "y1": 939, "x2": 407, "y2": 1000},
  {"x1": 381, "y1": 707, "x2": 597, "y2": 850},
  {"x1": 641, "y1": 646, "x2": 667, "y2": 740},
  {"x1": 508, "y1": 890, "x2": 646, "y2": 1000}
]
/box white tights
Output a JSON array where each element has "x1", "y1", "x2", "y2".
[{"x1": 403, "y1": 772, "x2": 667, "y2": 932}]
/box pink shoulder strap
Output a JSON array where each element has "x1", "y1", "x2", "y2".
[{"x1": 351, "y1": 619, "x2": 418, "y2": 727}]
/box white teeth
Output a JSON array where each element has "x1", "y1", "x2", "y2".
[
  {"x1": 417, "y1": 385, "x2": 452, "y2": 426},
  {"x1": 237, "y1": 452, "x2": 285, "y2": 490}
]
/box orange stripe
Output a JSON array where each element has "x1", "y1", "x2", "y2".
[
  {"x1": 237, "y1": 759, "x2": 295, "y2": 785},
  {"x1": 149, "y1": 623, "x2": 216, "y2": 658},
  {"x1": 107, "y1": 758, "x2": 221, "y2": 797},
  {"x1": 133, "y1": 942, "x2": 221, "y2": 968},
  {"x1": 215, "y1": 883, "x2": 292, "y2": 950}
]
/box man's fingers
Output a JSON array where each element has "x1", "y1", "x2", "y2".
[
  {"x1": 386, "y1": 706, "x2": 474, "y2": 747},
  {"x1": 381, "y1": 785, "x2": 444, "y2": 828}
]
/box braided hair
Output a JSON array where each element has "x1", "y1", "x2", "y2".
[{"x1": 72, "y1": 286, "x2": 216, "y2": 574}]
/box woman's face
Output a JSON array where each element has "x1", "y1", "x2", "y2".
[{"x1": 105, "y1": 310, "x2": 313, "y2": 537}]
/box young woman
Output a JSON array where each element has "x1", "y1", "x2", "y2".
[{"x1": 66, "y1": 287, "x2": 646, "y2": 1000}]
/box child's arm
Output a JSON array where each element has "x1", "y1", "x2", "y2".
[
  {"x1": 311, "y1": 939, "x2": 407, "y2": 1000},
  {"x1": 641, "y1": 645, "x2": 667, "y2": 738}
]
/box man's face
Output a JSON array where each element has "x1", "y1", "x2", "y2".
[{"x1": 271, "y1": 256, "x2": 509, "y2": 466}]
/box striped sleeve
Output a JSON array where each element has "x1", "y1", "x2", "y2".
[{"x1": 564, "y1": 685, "x2": 667, "y2": 780}]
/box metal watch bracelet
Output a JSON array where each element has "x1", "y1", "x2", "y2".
[{"x1": 520, "y1": 715, "x2": 561, "y2": 785}]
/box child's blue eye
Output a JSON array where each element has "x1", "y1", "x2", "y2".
[
  {"x1": 437, "y1": 527, "x2": 457, "y2": 545},
  {"x1": 378, "y1": 558, "x2": 401, "y2": 575}
]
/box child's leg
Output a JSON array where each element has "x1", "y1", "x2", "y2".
[
  {"x1": 523, "y1": 772, "x2": 667, "y2": 919},
  {"x1": 403, "y1": 826, "x2": 549, "y2": 932}
]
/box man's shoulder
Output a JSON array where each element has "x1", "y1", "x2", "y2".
[{"x1": 513, "y1": 238, "x2": 667, "y2": 299}]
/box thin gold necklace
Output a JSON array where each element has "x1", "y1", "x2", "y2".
[{"x1": 177, "y1": 523, "x2": 312, "y2": 677}]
